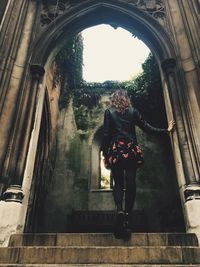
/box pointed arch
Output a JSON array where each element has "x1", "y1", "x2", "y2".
[{"x1": 31, "y1": 1, "x2": 175, "y2": 66}]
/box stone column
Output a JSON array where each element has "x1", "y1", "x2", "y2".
[
  {"x1": 20, "y1": 65, "x2": 46, "y2": 232},
  {"x1": 0, "y1": 0, "x2": 37, "y2": 193},
  {"x1": 162, "y1": 58, "x2": 200, "y2": 240},
  {"x1": 166, "y1": 0, "x2": 200, "y2": 178},
  {"x1": 13, "y1": 65, "x2": 45, "y2": 186},
  {"x1": 0, "y1": 65, "x2": 45, "y2": 247}
]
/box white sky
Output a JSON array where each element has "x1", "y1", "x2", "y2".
[{"x1": 82, "y1": 24, "x2": 150, "y2": 82}]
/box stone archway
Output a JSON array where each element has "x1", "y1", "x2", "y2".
[
  {"x1": 32, "y1": 1, "x2": 175, "y2": 64},
  {"x1": 0, "y1": 0, "x2": 199, "y2": 246}
]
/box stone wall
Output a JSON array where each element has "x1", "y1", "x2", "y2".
[
  {"x1": 42, "y1": 92, "x2": 184, "y2": 232},
  {"x1": 0, "y1": 0, "x2": 8, "y2": 25},
  {"x1": 0, "y1": 0, "x2": 199, "y2": 243}
]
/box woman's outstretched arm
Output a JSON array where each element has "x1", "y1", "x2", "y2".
[{"x1": 134, "y1": 109, "x2": 175, "y2": 135}]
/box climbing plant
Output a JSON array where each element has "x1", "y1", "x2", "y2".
[
  {"x1": 55, "y1": 39, "x2": 167, "y2": 129},
  {"x1": 55, "y1": 33, "x2": 84, "y2": 108},
  {"x1": 124, "y1": 53, "x2": 167, "y2": 127},
  {"x1": 55, "y1": 34, "x2": 83, "y2": 86},
  {"x1": 72, "y1": 53, "x2": 167, "y2": 129}
]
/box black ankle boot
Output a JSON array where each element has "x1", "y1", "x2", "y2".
[
  {"x1": 113, "y1": 210, "x2": 125, "y2": 239},
  {"x1": 123, "y1": 212, "x2": 132, "y2": 240}
]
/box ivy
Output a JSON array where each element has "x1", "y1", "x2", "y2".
[
  {"x1": 55, "y1": 38, "x2": 167, "y2": 129},
  {"x1": 126, "y1": 53, "x2": 167, "y2": 127},
  {"x1": 55, "y1": 34, "x2": 84, "y2": 108},
  {"x1": 72, "y1": 53, "x2": 167, "y2": 128},
  {"x1": 55, "y1": 34, "x2": 83, "y2": 86}
]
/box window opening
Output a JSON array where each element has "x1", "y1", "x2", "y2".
[{"x1": 100, "y1": 151, "x2": 113, "y2": 189}]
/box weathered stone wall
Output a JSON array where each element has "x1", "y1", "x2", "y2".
[
  {"x1": 0, "y1": 0, "x2": 8, "y2": 25},
  {"x1": 43, "y1": 98, "x2": 79, "y2": 232},
  {"x1": 42, "y1": 92, "x2": 183, "y2": 232},
  {"x1": 46, "y1": 62, "x2": 61, "y2": 143},
  {"x1": 0, "y1": 0, "x2": 199, "y2": 243}
]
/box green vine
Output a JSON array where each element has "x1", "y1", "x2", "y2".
[
  {"x1": 72, "y1": 53, "x2": 167, "y2": 128},
  {"x1": 55, "y1": 34, "x2": 84, "y2": 108},
  {"x1": 55, "y1": 40, "x2": 166, "y2": 129}
]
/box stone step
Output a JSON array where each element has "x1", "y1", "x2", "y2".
[
  {"x1": 8, "y1": 233, "x2": 199, "y2": 247},
  {"x1": 1, "y1": 266, "x2": 200, "y2": 267},
  {"x1": 0, "y1": 246, "x2": 200, "y2": 264}
]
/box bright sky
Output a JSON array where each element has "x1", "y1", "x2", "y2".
[{"x1": 82, "y1": 24, "x2": 150, "y2": 82}]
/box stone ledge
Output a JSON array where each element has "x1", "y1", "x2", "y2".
[
  {"x1": 0, "y1": 265, "x2": 200, "y2": 267},
  {"x1": 8, "y1": 233, "x2": 199, "y2": 247},
  {"x1": 0, "y1": 246, "x2": 198, "y2": 264}
]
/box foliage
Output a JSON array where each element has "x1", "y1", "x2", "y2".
[
  {"x1": 125, "y1": 53, "x2": 167, "y2": 127},
  {"x1": 73, "y1": 88, "x2": 101, "y2": 109},
  {"x1": 55, "y1": 34, "x2": 84, "y2": 108},
  {"x1": 55, "y1": 34, "x2": 83, "y2": 86},
  {"x1": 68, "y1": 135, "x2": 82, "y2": 176},
  {"x1": 73, "y1": 104, "x2": 102, "y2": 131},
  {"x1": 101, "y1": 173, "x2": 110, "y2": 189},
  {"x1": 73, "y1": 53, "x2": 167, "y2": 128},
  {"x1": 73, "y1": 105, "x2": 91, "y2": 131},
  {"x1": 56, "y1": 40, "x2": 167, "y2": 129}
]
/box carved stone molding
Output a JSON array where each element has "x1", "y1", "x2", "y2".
[
  {"x1": 184, "y1": 183, "x2": 200, "y2": 202},
  {"x1": 127, "y1": 0, "x2": 166, "y2": 19},
  {"x1": 41, "y1": 0, "x2": 69, "y2": 26},
  {"x1": 40, "y1": 0, "x2": 167, "y2": 28},
  {"x1": 30, "y1": 64, "x2": 45, "y2": 80},
  {"x1": 3, "y1": 185, "x2": 24, "y2": 203},
  {"x1": 161, "y1": 58, "x2": 176, "y2": 75}
]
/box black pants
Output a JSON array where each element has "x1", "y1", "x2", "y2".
[{"x1": 111, "y1": 159, "x2": 137, "y2": 213}]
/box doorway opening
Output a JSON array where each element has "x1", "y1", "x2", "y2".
[{"x1": 29, "y1": 1, "x2": 185, "y2": 232}]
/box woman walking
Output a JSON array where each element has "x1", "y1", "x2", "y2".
[{"x1": 101, "y1": 90, "x2": 175, "y2": 239}]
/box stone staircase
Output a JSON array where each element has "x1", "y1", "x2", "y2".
[{"x1": 0, "y1": 233, "x2": 200, "y2": 266}]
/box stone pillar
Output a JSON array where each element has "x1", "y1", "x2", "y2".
[
  {"x1": 0, "y1": 0, "x2": 37, "y2": 193},
  {"x1": 20, "y1": 65, "x2": 46, "y2": 231},
  {"x1": 13, "y1": 65, "x2": 45, "y2": 186},
  {"x1": 162, "y1": 59, "x2": 198, "y2": 183},
  {"x1": 162, "y1": 58, "x2": 200, "y2": 240},
  {"x1": 184, "y1": 183, "x2": 200, "y2": 241},
  {"x1": 166, "y1": 0, "x2": 200, "y2": 177},
  {"x1": 0, "y1": 65, "x2": 45, "y2": 247}
]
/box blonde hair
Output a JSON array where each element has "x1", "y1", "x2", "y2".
[{"x1": 110, "y1": 90, "x2": 131, "y2": 112}]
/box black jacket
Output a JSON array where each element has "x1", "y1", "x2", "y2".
[{"x1": 101, "y1": 107, "x2": 168, "y2": 156}]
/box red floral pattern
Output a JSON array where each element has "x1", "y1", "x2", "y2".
[{"x1": 105, "y1": 137, "x2": 144, "y2": 168}]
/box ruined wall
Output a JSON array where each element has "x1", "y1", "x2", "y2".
[
  {"x1": 41, "y1": 91, "x2": 183, "y2": 232},
  {"x1": 0, "y1": 0, "x2": 199, "y2": 242}
]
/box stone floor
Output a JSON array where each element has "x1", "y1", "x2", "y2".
[{"x1": 0, "y1": 233, "x2": 199, "y2": 266}]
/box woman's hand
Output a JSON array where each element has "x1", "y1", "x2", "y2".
[{"x1": 168, "y1": 120, "x2": 176, "y2": 132}]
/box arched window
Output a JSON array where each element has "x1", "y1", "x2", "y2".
[{"x1": 90, "y1": 127, "x2": 112, "y2": 190}]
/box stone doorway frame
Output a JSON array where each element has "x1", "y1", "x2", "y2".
[{"x1": 0, "y1": 0, "x2": 199, "y2": 246}]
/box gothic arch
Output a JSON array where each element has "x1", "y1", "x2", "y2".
[
  {"x1": 26, "y1": 1, "x2": 200, "y2": 233},
  {"x1": 31, "y1": 1, "x2": 175, "y2": 66},
  {"x1": 30, "y1": 0, "x2": 182, "y2": 210},
  {"x1": 1, "y1": 0, "x2": 200, "y2": 246}
]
